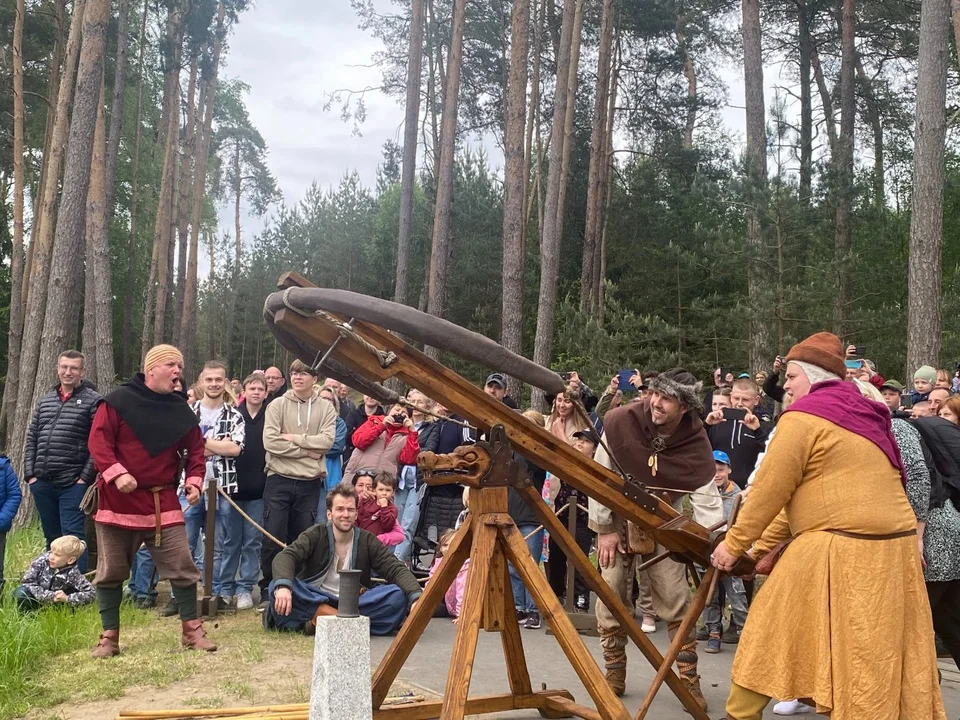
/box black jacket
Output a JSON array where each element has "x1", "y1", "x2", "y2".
[
  {"x1": 508, "y1": 457, "x2": 547, "y2": 527},
  {"x1": 763, "y1": 372, "x2": 786, "y2": 404},
  {"x1": 273, "y1": 522, "x2": 421, "y2": 603},
  {"x1": 909, "y1": 417, "x2": 960, "y2": 509},
  {"x1": 707, "y1": 418, "x2": 771, "y2": 489},
  {"x1": 24, "y1": 381, "x2": 101, "y2": 488},
  {"x1": 235, "y1": 401, "x2": 267, "y2": 501}
]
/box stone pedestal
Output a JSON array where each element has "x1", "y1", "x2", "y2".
[{"x1": 310, "y1": 615, "x2": 372, "y2": 720}]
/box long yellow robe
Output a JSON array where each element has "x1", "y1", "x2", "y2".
[{"x1": 724, "y1": 412, "x2": 946, "y2": 719}]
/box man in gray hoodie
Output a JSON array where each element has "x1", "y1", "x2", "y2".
[{"x1": 259, "y1": 359, "x2": 338, "y2": 595}]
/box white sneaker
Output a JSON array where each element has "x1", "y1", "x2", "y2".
[
  {"x1": 773, "y1": 699, "x2": 812, "y2": 715},
  {"x1": 235, "y1": 592, "x2": 254, "y2": 610},
  {"x1": 641, "y1": 615, "x2": 657, "y2": 633}
]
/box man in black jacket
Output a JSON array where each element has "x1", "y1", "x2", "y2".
[
  {"x1": 264, "y1": 483, "x2": 421, "y2": 635},
  {"x1": 25, "y1": 350, "x2": 101, "y2": 571}
]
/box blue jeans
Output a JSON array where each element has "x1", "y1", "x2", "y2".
[
  {"x1": 509, "y1": 524, "x2": 543, "y2": 614},
  {"x1": 182, "y1": 492, "x2": 229, "y2": 594},
  {"x1": 703, "y1": 575, "x2": 749, "y2": 633},
  {"x1": 216, "y1": 498, "x2": 264, "y2": 597},
  {"x1": 265, "y1": 578, "x2": 409, "y2": 635},
  {"x1": 127, "y1": 545, "x2": 157, "y2": 600},
  {"x1": 393, "y1": 485, "x2": 421, "y2": 563},
  {"x1": 29, "y1": 478, "x2": 89, "y2": 572}
]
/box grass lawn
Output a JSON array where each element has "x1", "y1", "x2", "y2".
[{"x1": 0, "y1": 525, "x2": 326, "y2": 720}]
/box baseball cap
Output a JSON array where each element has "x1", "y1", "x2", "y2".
[
  {"x1": 737, "y1": 373, "x2": 751, "y2": 379},
  {"x1": 485, "y1": 373, "x2": 506, "y2": 388},
  {"x1": 572, "y1": 428, "x2": 600, "y2": 444},
  {"x1": 880, "y1": 379, "x2": 905, "y2": 393},
  {"x1": 713, "y1": 450, "x2": 731, "y2": 466}
]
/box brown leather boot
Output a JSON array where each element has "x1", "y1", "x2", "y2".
[
  {"x1": 604, "y1": 666, "x2": 626, "y2": 697},
  {"x1": 91, "y1": 630, "x2": 120, "y2": 658},
  {"x1": 681, "y1": 675, "x2": 708, "y2": 713},
  {"x1": 303, "y1": 603, "x2": 338, "y2": 636},
  {"x1": 181, "y1": 619, "x2": 217, "y2": 652}
]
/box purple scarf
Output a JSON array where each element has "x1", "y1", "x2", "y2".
[{"x1": 783, "y1": 380, "x2": 906, "y2": 485}]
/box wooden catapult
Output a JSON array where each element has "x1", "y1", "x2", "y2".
[{"x1": 249, "y1": 272, "x2": 755, "y2": 720}]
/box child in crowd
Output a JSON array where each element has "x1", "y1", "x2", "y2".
[
  {"x1": 355, "y1": 471, "x2": 405, "y2": 547},
  {"x1": 701, "y1": 451, "x2": 749, "y2": 652},
  {"x1": 705, "y1": 378, "x2": 770, "y2": 488},
  {"x1": 14, "y1": 535, "x2": 95, "y2": 611},
  {"x1": 0, "y1": 453, "x2": 22, "y2": 594},
  {"x1": 913, "y1": 365, "x2": 937, "y2": 404},
  {"x1": 427, "y1": 528, "x2": 469, "y2": 622}
]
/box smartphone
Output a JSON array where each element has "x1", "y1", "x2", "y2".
[
  {"x1": 722, "y1": 407, "x2": 748, "y2": 422},
  {"x1": 900, "y1": 394, "x2": 914, "y2": 410},
  {"x1": 617, "y1": 369, "x2": 635, "y2": 391},
  {"x1": 559, "y1": 371, "x2": 572, "y2": 382},
  {"x1": 852, "y1": 345, "x2": 867, "y2": 357},
  {"x1": 844, "y1": 360, "x2": 862, "y2": 370}
]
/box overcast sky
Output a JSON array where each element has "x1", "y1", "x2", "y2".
[{"x1": 220, "y1": 1, "x2": 759, "y2": 242}]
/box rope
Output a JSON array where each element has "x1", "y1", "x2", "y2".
[{"x1": 216, "y1": 487, "x2": 287, "y2": 549}]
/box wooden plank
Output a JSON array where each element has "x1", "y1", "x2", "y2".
[
  {"x1": 372, "y1": 516, "x2": 474, "y2": 708},
  {"x1": 500, "y1": 523, "x2": 631, "y2": 720},
  {"x1": 440, "y1": 521, "x2": 498, "y2": 720},
  {"x1": 372, "y1": 690, "x2": 577, "y2": 720},
  {"x1": 496, "y1": 547, "x2": 533, "y2": 695},
  {"x1": 542, "y1": 696, "x2": 604, "y2": 720},
  {"x1": 633, "y1": 565, "x2": 717, "y2": 720},
  {"x1": 520, "y1": 485, "x2": 709, "y2": 720},
  {"x1": 483, "y1": 531, "x2": 507, "y2": 632}
]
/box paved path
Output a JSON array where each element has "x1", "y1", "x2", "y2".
[{"x1": 371, "y1": 617, "x2": 960, "y2": 719}]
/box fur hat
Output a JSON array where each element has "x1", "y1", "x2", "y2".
[
  {"x1": 784, "y1": 332, "x2": 846, "y2": 379},
  {"x1": 143, "y1": 344, "x2": 184, "y2": 373},
  {"x1": 646, "y1": 368, "x2": 703, "y2": 413},
  {"x1": 914, "y1": 365, "x2": 937, "y2": 385}
]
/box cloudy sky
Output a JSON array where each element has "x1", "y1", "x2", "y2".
[{"x1": 220, "y1": 1, "x2": 759, "y2": 238}]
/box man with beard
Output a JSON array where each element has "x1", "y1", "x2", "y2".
[
  {"x1": 264, "y1": 483, "x2": 421, "y2": 635},
  {"x1": 588, "y1": 368, "x2": 716, "y2": 710},
  {"x1": 87, "y1": 345, "x2": 215, "y2": 657}
]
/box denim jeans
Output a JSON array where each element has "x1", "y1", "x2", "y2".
[
  {"x1": 509, "y1": 523, "x2": 543, "y2": 614},
  {"x1": 127, "y1": 545, "x2": 157, "y2": 600},
  {"x1": 29, "y1": 478, "x2": 89, "y2": 571},
  {"x1": 265, "y1": 578, "x2": 409, "y2": 635},
  {"x1": 393, "y1": 484, "x2": 422, "y2": 564},
  {"x1": 703, "y1": 575, "x2": 749, "y2": 632},
  {"x1": 182, "y1": 491, "x2": 229, "y2": 594},
  {"x1": 216, "y1": 498, "x2": 264, "y2": 597}
]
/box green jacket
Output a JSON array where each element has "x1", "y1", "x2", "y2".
[{"x1": 272, "y1": 522, "x2": 422, "y2": 606}]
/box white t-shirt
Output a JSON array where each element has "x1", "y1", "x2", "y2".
[{"x1": 318, "y1": 544, "x2": 353, "y2": 599}]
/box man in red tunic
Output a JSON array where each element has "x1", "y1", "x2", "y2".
[{"x1": 88, "y1": 344, "x2": 216, "y2": 657}]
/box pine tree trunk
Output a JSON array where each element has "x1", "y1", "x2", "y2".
[
  {"x1": 4, "y1": 0, "x2": 28, "y2": 438},
  {"x1": 425, "y1": 0, "x2": 467, "y2": 356},
  {"x1": 832, "y1": 0, "x2": 855, "y2": 339},
  {"x1": 90, "y1": 81, "x2": 115, "y2": 390},
  {"x1": 224, "y1": 138, "x2": 242, "y2": 366},
  {"x1": 854, "y1": 53, "x2": 884, "y2": 208},
  {"x1": 23, "y1": 0, "x2": 67, "y2": 307},
  {"x1": 181, "y1": 3, "x2": 225, "y2": 375},
  {"x1": 173, "y1": 56, "x2": 198, "y2": 345},
  {"x1": 35, "y1": 0, "x2": 112, "y2": 407},
  {"x1": 82, "y1": 79, "x2": 107, "y2": 387},
  {"x1": 593, "y1": 40, "x2": 619, "y2": 315},
  {"x1": 11, "y1": 0, "x2": 86, "y2": 510},
  {"x1": 531, "y1": 0, "x2": 581, "y2": 410},
  {"x1": 500, "y1": 0, "x2": 530, "y2": 383},
  {"x1": 207, "y1": 230, "x2": 216, "y2": 360},
  {"x1": 103, "y1": 0, "x2": 130, "y2": 213},
  {"x1": 676, "y1": 12, "x2": 696, "y2": 151},
  {"x1": 810, "y1": 30, "x2": 838, "y2": 157},
  {"x1": 394, "y1": 0, "x2": 425, "y2": 306},
  {"x1": 797, "y1": 0, "x2": 813, "y2": 204},
  {"x1": 951, "y1": 0, "x2": 960, "y2": 67},
  {"x1": 580, "y1": 0, "x2": 614, "y2": 314},
  {"x1": 121, "y1": 1, "x2": 148, "y2": 377},
  {"x1": 907, "y1": 0, "x2": 949, "y2": 377},
  {"x1": 742, "y1": 0, "x2": 772, "y2": 372}
]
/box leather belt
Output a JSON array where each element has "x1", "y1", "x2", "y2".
[
  {"x1": 148, "y1": 485, "x2": 176, "y2": 547},
  {"x1": 826, "y1": 528, "x2": 916, "y2": 541}
]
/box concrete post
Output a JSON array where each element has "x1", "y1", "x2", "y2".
[{"x1": 309, "y1": 615, "x2": 372, "y2": 720}]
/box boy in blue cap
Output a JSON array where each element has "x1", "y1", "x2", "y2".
[{"x1": 701, "y1": 450, "x2": 749, "y2": 653}]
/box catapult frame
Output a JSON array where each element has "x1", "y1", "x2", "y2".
[{"x1": 260, "y1": 273, "x2": 751, "y2": 720}]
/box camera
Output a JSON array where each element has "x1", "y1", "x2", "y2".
[{"x1": 391, "y1": 413, "x2": 407, "y2": 424}]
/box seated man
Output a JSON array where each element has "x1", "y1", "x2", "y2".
[{"x1": 264, "y1": 483, "x2": 422, "y2": 636}]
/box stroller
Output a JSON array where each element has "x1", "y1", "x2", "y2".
[{"x1": 411, "y1": 483, "x2": 465, "y2": 575}]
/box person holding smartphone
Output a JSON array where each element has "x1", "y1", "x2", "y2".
[{"x1": 704, "y1": 378, "x2": 771, "y2": 489}]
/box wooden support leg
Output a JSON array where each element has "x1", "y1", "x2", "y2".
[
  {"x1": 440, "y1": 519, "x2": 498, "y2": 720},
  {"x1": 499, "y1": 520, "x2": 631, "y2": 720},
  {"x1": 633, "y1": 566, "x2": 718, "y2": 720},
  {"x1": 520, "y1": 486, "x2": 709, "y2": 720},
  {"x1": 495, "y1": 548, "x2": 533, "y2": 696},
  {"x1": 372, "y1": 515, "x2": 474, "y2": 708}
]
